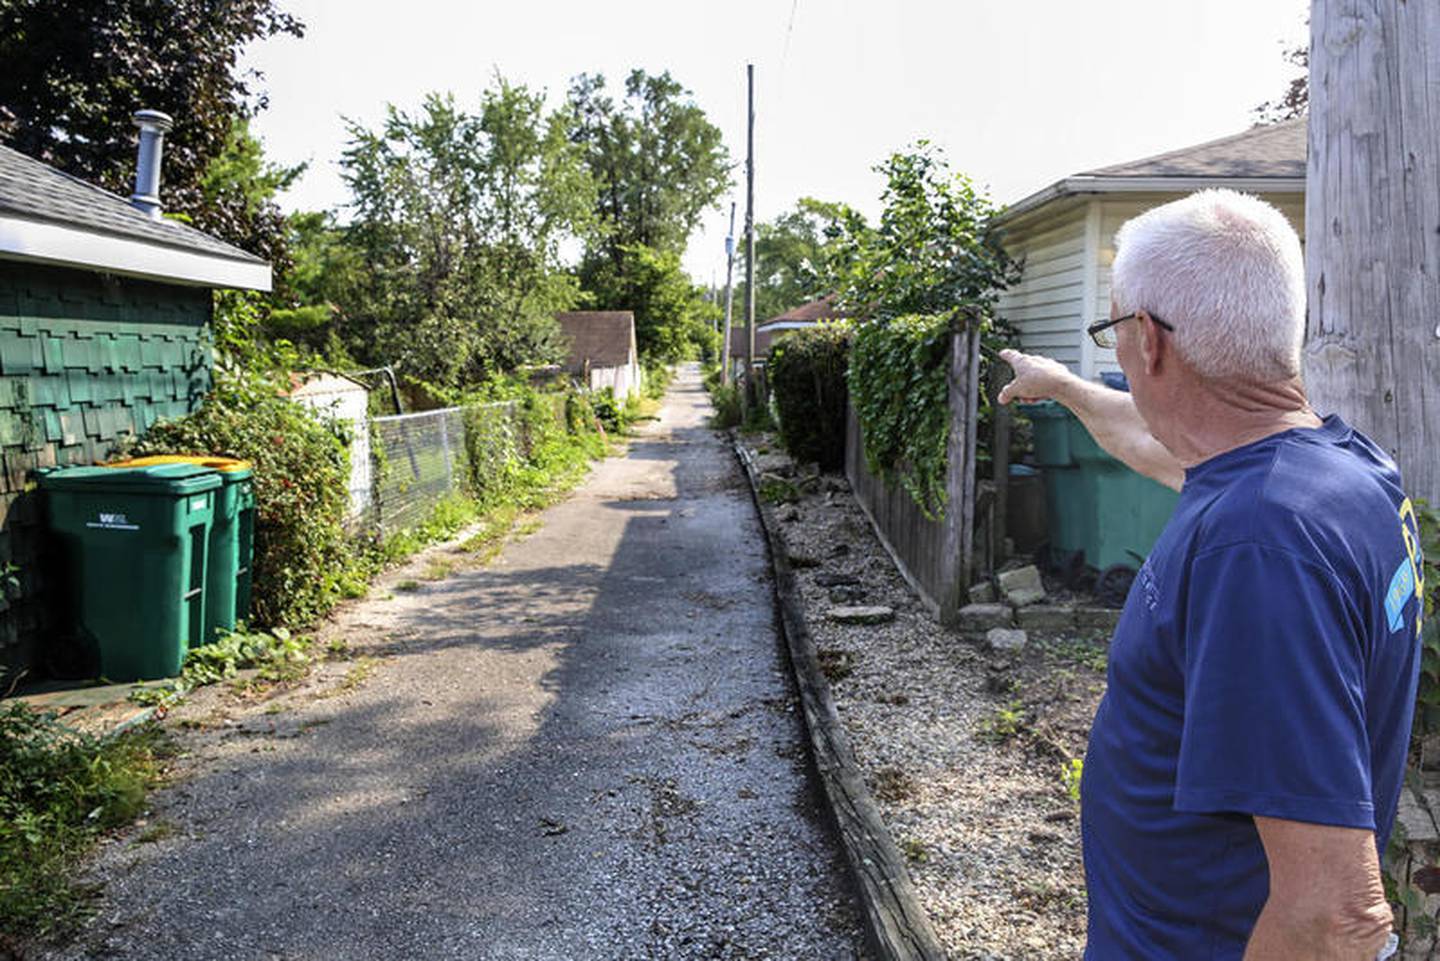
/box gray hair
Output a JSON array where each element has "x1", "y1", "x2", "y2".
[{"x1": 1110, "y1": 189, "x2": 1305, "y2": 382}]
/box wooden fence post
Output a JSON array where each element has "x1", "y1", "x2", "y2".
[{"x1": 940, "y1": 311, "x2": 982, "y2": 623}]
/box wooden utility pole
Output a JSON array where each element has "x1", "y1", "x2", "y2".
[
  {"x1": 721, "y1": 201, "x2": 737, "y2": 386},
  {"x1": 1304, "y1": 0, "x2": 1440, "y2": 505},
  {"x1": 743, "y1": 63, "x2": 757, "y2": 415}
]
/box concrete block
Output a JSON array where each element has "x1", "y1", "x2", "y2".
[
  {"x1": 1017, "y1": 605, "x2": 1075, "y2": 632},
  {"x1": 1396, "y1": 787, "x2": 1440, "y2": 842},
  {"x1": 968, "y1": 581, "x2": 996, "y2": 604},
  {"x1": 998, "y1": 564, "x2": 1046, "y2": 607},
  {"x1": 986, "y1": 627, "x2": 1028, "y2": 651},
  {"x1": 958, "y1": 603, "x2": 1013, "y2": 632},
  {"x1": 1075, "y1": 607, "x2": 1122, "y2": 632}
]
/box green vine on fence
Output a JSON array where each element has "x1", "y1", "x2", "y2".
[{"x1": 848, "y1": 314, "x2": 953, "y2": 519}]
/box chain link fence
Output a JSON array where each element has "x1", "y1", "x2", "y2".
[{"x1": 366, "y1": 400, "x2": 530, "y2": 534}]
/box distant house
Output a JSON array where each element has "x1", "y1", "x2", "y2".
[
  {"x1": 994, "y1": 119, "x2": 1305, "y2": 381},
  {"x1": 0, "y1": 113, "x2": 271, "y2": 672},
  {"x1": 728, "y1": 294, "x2": 845, "y2": 376},
  {"x1": 556, "y1": 311, "x2": 643, "y2": 399}
]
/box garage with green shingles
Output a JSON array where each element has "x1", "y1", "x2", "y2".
[{"x1": 0, "y1": 112, "x2": 271, "y2": 675}]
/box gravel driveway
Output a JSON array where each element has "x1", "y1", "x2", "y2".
[{"x1": 37, "y1": 366, "x2": 864, "y2": 961}]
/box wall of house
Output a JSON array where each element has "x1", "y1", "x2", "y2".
[
  {"x1": 996, "y1": 202, "x2": 1090, "y2": 374},
  {"x1": 292, "y1": 378, "x2": 373, "y2": 527},
  {"x1": 588, "y1": 360, "x2": 641, "y2": 399},
  {"x1": 1091, "y1": 192, "x2": 1306, "y2": 380},
  {"x1": 0, "y1": 260, "x2": 211, "y2": 674}
]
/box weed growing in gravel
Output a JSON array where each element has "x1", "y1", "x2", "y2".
[
  {"x1": 873, "y1": 766, "x2": 919, "y2": 803},
  {"x1": 816, "y1": 647, "x2": 858, "y2": 683},
  {"x1": 979, "y1": 699, "x2": 1029, "y2": 742},
  {"x1": 0, "y1": 703, "x2": 171, "y2": 940},
  {"x1": 423, "y1": 558, "x2": 458, "y2": 581},
  {"x1": 320, "y1": 657, "x2": 379, "y2": 698},
  {"x1": 395, "y1": 580, "x2": 421, "y2": 592},
  {"x1": 129, "y1": 628, "x2": 312, "y2": 708},
  {"x1": 760, "y1": 476, "x2": 800, "y2": 505},
  {"x1": 1041, "y1": 636, "x2": 1109, "y2": 673},
  {"x1": 1061, "y1": 757, "x2": 1084, "y2": 802},
  {"x1": 902, "y1": 838, "x2": 929, "y2": 863}
]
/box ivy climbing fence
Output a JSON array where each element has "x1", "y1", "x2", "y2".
[{"x1": 845, "y1": 316, "x2": 984, "y2": 625}]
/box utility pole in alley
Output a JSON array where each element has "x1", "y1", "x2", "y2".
[
  {"x1": 720, "y1": 201, "x2": 737, "y2": 386},
  {"x1": 742, "y1": 63, "x2": 757, "y2": 415},
  {"x1": 1304, "y1": 0, "x2": 1440, "y2": 506}
]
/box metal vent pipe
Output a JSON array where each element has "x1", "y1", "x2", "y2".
[{"x1": 129, "y1": 109, "x2": 174, "y2": 219}]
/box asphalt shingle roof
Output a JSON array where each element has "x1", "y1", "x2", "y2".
[
  {"x1": 1080, "y1": 118, "x2": 1306, "y2": 180},
  {"x1": 762, "y1": 294, "x2": 845, "y2": 326},
  {"x1": 0, "y1": 143, "x2": 265, "y2": 264},
  {"x1": 556, "y1": 311, "x2": 637, "y2": 370}
]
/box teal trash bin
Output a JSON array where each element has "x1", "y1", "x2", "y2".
[
  {"x1": 39, "y1": 463, "x2": 221, "y2": 681},
  {"x1": 1018, "y1": 400, "x2": 1178, "y2": 573}
]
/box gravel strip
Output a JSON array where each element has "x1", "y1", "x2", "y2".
[{"x1": 742, "y1": 434, "x2": 1108, "y2": 960}]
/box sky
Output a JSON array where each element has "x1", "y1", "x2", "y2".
[{"x1": 243, "y1": 0, "x2": 1310, "y2": 284}]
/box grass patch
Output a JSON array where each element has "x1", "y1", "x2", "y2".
[
  {"x1": 394, "y1": 580, "x2": 421, "y2": 593},
  {"x1": 319, "y1": 657, "x2": 378, "y2": 699},
  {"x1": 422, "y1": 558, "x2": 458, "y2": 581},
  {"x1": 0, "y1": 703, "x2": 172, "y2": 940}
]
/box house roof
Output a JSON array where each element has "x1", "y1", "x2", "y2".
[
  {"x1": 728, "y1": 324, "x2": 779, "y2": 359},
  {"x1": 556, "y1": 311, "x2": 637, "y2": 370},
  {"x1": 0, "y1": 144, "x2": 272, "y2": 290},
  {"x1": 997, "y1": 119, "x2": 1307, "y2": 226},
  {"x1": 760, "y1": 294, "x2": 845, "y2": 329}
]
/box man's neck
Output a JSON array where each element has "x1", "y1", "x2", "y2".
[{"x1": 1160, "y1": 376, "x2": 1323, "y2": 469}]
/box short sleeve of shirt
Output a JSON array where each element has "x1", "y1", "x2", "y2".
[{"x1": 1173, "y1": 542, "x2": 1375, "y2": 830}]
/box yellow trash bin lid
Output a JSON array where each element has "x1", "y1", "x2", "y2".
[{"x1": 106, "y1": 454, "x2": 253, "y2": 474}]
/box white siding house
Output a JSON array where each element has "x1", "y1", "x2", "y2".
[
  {"x1": 556, "y1": 311, "x2": 643, "y2": 400},
  {"x1": 995, "y1": 119, "x2": 1306, "y2": 382}
]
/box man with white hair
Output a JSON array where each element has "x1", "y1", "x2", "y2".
[{"x1": 999, "y1": 189, "x2": 1421, "y2": 960}]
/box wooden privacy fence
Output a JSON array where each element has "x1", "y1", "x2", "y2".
[{"x1": 845, "y1": 316, "x2": 983, "y2": 624}]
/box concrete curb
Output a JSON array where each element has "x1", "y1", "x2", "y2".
[{"x1": 734, "y1": 439, "x2": 947, "y2": 961}]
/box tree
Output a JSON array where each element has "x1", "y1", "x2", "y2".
[
  {"x1": 1255, "y1": 37, "x2": 1308, "y2": 123},
  {"x1": 567, "y1": 70, "x2": 731, "y2": 268},
  {"x1": 339, "y1": 81, "x2": 596, "y2": 387},
  {"x1": 0, "y1": 0, "x2": 303, "y2": 260},
  {"x1": 820, "y1": 143, "x2": 1017, "y2": 323},
  {"x1": 735, "y1": 197, "x2": 847, "y2": 322},
  {"x1": 583, "y1": 244, "x2": 718, "y2": 364}
]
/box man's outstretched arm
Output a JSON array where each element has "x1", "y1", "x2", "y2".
[{"x1": 996, "y1": 349, "x2": 1185, "y2": 492}]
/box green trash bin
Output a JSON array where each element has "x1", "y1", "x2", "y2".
[
  {"x1": 107, "y1": 456, "x2": 255, "y2": 644},
  {"x1": 39, "y1": 463, "x2": 221, "y2": 681},
  {"x1": 1018, "y1": 400, "x2": 1179, "y2": 572}
]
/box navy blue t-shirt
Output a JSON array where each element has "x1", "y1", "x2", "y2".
[{"x1": 1082, "y1": 415, "x2": 1424, "y2": 959}]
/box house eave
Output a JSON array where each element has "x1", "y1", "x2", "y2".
[
  {"x1": 995, "y1": 175, "x2": 1307, "y2": 227},
  {"x1": 0, "y1": 213, "x2": 272, "y2": 292}
]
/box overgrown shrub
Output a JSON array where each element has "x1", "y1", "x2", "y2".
[
  {"x1": 708, "y1": 382, "x2": 742, "y2": 429},
  {"x1": 767, "y1": 324, "x2": 851, "y2": 469},
  {"x1": 125, "y1": 384, "x2": 357, "y2": 629}
]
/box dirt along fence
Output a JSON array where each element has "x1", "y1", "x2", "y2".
[{"x1": 844, "y1": 315, "x2": 993, "y2": 625}]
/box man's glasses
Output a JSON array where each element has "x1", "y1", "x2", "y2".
[{"x1": 1087, "y1": 312, "x2": 1175, "y2": 349}]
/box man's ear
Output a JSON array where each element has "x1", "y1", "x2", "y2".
[{"x1": 1137, "y1": 309, "x2": 1164, "y2": 376}]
